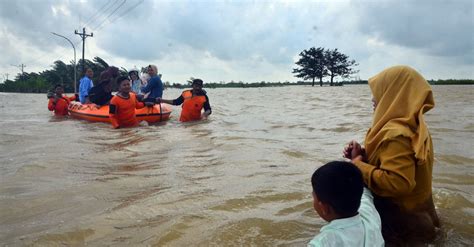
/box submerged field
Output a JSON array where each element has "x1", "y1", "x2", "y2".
[{"x1": 0, "y1": 85, "x2": 473, "y2": 246}]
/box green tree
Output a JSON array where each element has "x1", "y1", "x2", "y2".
[
  {"x1": 0, "y1": 56, "x2": 113, "y2": 93},
  {"x1": 292, "y1": 47, "x2": 327, "y2": 87},
  {"x1": 324, "y1": 48, "x2": 358, "y2": 86}
]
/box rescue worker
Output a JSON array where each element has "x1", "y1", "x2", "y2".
[
  {"x1": 109, "y1": 76, "x2": 153, "y2": 129},
  {"x1": 47, "y1": 84, "x2": 77, "y2": 116},
  {"x1": 158, "y1": 78, "x2": 211, "y2": 122}
]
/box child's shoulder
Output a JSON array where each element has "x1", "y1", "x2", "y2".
[{"x1": 308, "y1": 230, "x2": 346, "y2": 247}]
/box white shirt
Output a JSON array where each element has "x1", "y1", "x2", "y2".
[{"x1": 308, "y1": 188, "x2": 384, "y2": 247}]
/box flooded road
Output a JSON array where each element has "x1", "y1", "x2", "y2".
[{"x1": 1, "y1": 85, "x2": 473, "y2": 246}]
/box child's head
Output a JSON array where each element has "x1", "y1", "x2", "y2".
[
  {"x1": 140, "y1": 73, "x2": 150, "y2": 84},
  {"x1": 311, "y1": 161, "x2": 363, "y2": 221},
  {"x1": 116, "y1": 76, "x2": 131, "y2": 93}
]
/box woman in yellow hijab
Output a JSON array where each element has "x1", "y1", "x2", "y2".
[{"x1": 343, "y1": 65, "x2": 440, "y2": 244}]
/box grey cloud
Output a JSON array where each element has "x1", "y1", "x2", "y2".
[
  {"x1": 99, "y1": 1, "x2": 314, "y2": 64},
  {"x1": 0, "y1": 0, "x2": 85, "y2": 51},
  {"x1": 354, "y1": 0, "x2": 473, "y2": 63}
]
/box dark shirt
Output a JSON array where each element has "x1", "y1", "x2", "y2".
[
  {"x1": 172, "y1": 90, "x2": 211, "y2": 113},
  {"x1": 89, "y1": 85, "x2": 112, "y2": 106}
]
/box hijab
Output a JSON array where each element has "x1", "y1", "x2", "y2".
[{"x1": 365, "y1": 65, "x2": 434, "y2": 164}]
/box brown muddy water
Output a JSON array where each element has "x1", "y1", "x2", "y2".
[{"x1": 0, "y1": 85, "x2": 473, "y2": 246}]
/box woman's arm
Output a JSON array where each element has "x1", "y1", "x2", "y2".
[{"x1": 353, "y1": 137, "x2": 417, "y2": 197}]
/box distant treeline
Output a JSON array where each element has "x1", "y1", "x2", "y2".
[
  {"x1": 0, "y1": 56, "x2": 127, "y2": 93},
  {"x1": 427, "y1": 79, "x2": 474, "y2": 85},
  {"x1": 166, "y1": 79, "x2": 474, "y2": 89},
  {"x1": 166, "y1": 80, "x2": 368, "y2": 89},
  {"x1": 0, "y1": 57, "x2": 472, "y2": 93}
]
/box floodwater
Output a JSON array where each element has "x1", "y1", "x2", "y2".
[{"x1": 0, "y1": 85, "x2": 473, "y2": 246}]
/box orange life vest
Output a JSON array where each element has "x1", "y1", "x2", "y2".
[
  {"x1": 109, "y1": 93, "x2": 145, "y2": 128},
  {"x1": 180, "y1": 90, "x2": 207, "y2": 122},
  {"x1": 48, "y1": 95, "x2": 75, "y2": 116}
]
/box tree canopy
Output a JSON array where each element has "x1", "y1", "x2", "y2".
[
  {"x1": 293, "y1": 47, "x2": 358, "y2": 86},
  {"x1": 0, "y1": 57, "x2": 125, "y2": 93},
  {"x1": 292, "y1": 47, "x2": 327, "y2": 87}
]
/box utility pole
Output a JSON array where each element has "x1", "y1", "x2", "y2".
[
  {"x1": 4, "y1": 73, "x2": 9, "y2": 82},
  {"x1": 11, "y1": 64, "x2": 26, "y2": 81},
  {"x1": 74, "y1": 27, "x2": 93, "y2": 75}
]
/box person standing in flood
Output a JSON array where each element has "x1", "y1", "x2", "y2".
[
  {"x1": 109, "y1": 76, "x2": 151, "y2": 129},
  {"x1": 158, "y1": 78, "x2": 211, "y2": 122},
  {"x1": 47, "y1": 84, "x2": 77, "y2": 116},
  {"x1": 343, "y1": 65, "x2": 440, "y2": 245}
]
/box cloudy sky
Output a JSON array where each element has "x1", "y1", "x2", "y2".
[{"x1": 0, "y1": 0, "x2": 472, "y2": 83}]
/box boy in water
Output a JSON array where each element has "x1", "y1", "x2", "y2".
[
  {"x1": 309, "y1": 161, "x2": 384, "y2": 246},
  {"x1": 109, "y1": 76, "x2": 152, "y2": 129},
  {"x1": 47, "y1": 84, "x2": 77, "y2": 116}
]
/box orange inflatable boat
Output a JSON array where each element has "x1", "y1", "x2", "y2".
[{"x1": 68, "y1": 102, "x2": 172, "y2": 123}]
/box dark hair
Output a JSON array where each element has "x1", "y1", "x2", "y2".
[
  {"x1": 116, "y1": 76, "x2": 130, "y2": 86},
  {"x1": 54, "y1": 84, "x2": 63, "y2": 89},
  {"x1": 99, "y1": 66, "x2": 119, "y2": 84},
  {"x1": 311, "y1": 161, "x2": 363, "y2": 217},
  {"x1": 192, "y1": 79, "x2": 203, "y2": 86},
  {"x1": 83, "y1": 67, "x2": 91, "y2": 74}
]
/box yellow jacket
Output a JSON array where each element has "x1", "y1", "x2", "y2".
[
  {"x1": 354, "y1": 136, "x2": 439, "y2": 243},
  {"x1": 355, "y1": 136, "x2": 434, "y2": 211}
]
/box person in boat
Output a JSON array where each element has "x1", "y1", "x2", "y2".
[
  {"x1": 89, "y1": 66, "x2": 119, "y2": 106},
  {"x1": 343, "y1": 65, "x2": 439, "y2": 245},
  {"x1": 129, "y1": 69, "x2": 143, "y2": 95},
  {"x1": 47, "y1": 84, "x2": 78, "y2": 116},
  {"x1": 309, "y1": 161, "x2": 384, "y2": 247},
  {"x1": 158, "y1": 78, "x2": 211, "y2": 122},
  {"x1": 78, "y1": 68, "x2": 94, "y2": 104},
  {"x1": 109, "y1": 76, "x2": 153, "y2": 129},
  {"x1": 140, "y1": 65, "x2": 163, "y2": 102}
]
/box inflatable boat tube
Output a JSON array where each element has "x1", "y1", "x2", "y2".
[{"x1": 68, "y1": 102, "x2": 172, "y2": 123}]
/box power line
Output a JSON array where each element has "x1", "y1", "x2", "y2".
[
  {"x1": 92, "y1": 0, "x2": 127, "y2": 31},
  {"x1": 83, "y1": 0, "x2": 116, "y2": 29},
  {"x1": 97, "y1": 0, "x2": 144, "y2": 32}
]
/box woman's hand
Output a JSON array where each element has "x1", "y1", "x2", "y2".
[
  {"x1": 343, "y1": 140, "x2": 356, "y2": 159},
  {"x1": 343, "y1": 140, "x2": 367, "y2": 162}
]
